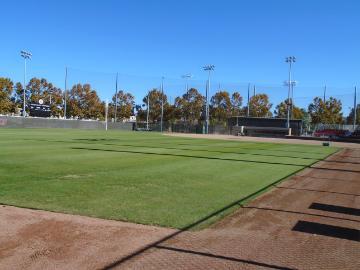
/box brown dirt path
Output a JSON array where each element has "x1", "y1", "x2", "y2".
[
  {"x1": 0, "y1": 207, "x2": 173, "y2": 270},
  {"x1": 1, "y1": 149, "x2": 359, "y2": 270}
]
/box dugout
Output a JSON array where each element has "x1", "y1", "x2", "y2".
[{"x1": 228, "y1": 117, "x2": 303, "y2": 137}]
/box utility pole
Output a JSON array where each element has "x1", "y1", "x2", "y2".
[
  {"x1": 323, "y1": 85, "x2": 326, "y2": 102},
  {"x1": 285, "y1": 56, "x2": 296, "y2": 128},
  {"x1": 64, "y1": 67, "x2": 67, "y2": 119},
  {"x1": 160, "y1": 77, "x2": 164, "y2": 132},
  {"x1": 247, "y1": 83, "x2": 250, "y2": 117},
  {"x1": 20, "y1": 50, "x2": 32, "y2": 117},
  {"x1": 146, "y1": 91, "x2": 150, "y2": 130},
  {"x1": 354, "y1": 86, "x2": 357, "y2": 131},
  {"x1": 203, "y1": 65, "x2": 215, "y2": 134},
  {"x1": 105, "y1": 99, "x2": 108, "y2": 131},
  {"x1": 114, "y1": 72, "x2": 118, "y2": 122}
]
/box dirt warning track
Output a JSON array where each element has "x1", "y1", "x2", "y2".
[{"x1": 0, "y1": 149, "x2": 359, "y2": 270}]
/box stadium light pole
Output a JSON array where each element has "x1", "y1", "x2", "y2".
[
  {"x1": 203, "y1": 65, "x2": 215, "y2": 134},
  {"x1": 160, "y1": 76, "x2": 164, "y2": 133},
  {"x1": 247, "y1": 83, "x2": 250, "y2": 117},
  {"x1": 354, "y1": 86, "x2": 357, "y2": 131},
  {"x1": 146, "y1": 91, "x2": 150, "y2": 130},
  {"x1": 284, "y1": 80, "x2": 297, "y2": 119},
  {"x1": 181, "y1": 73, "x2": 193, "y2": 96},
  {"x1": 285, "y1": 56, "x2": 296, "y2": 129},
  {"x1": 105, "y1": 99, "x2": 108, "y2": 131},
  {"x1": 20, "y1": 50, "x2": 32, "y2": 117},
  {"x1": 114, "y1": 73, "x2": 118, "y2": 122},
  {"x1": 64, "y1": 67, "x2": 68, "y2": 119}
]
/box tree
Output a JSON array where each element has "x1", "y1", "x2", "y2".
[
  {"x1": 174, "y1": 88, "x2": 205, "y2": 123},
  {"x1": 346, "y1": 104, "x2": 360, "y2": 125},
  {"x1": 67, "y1": 83, "x2": 104, "y2": 119},
  {"x1": 14, "y1": 78, "x2": 64, "y2": 117},
  {"x1": 231, "y1": 92, "x2": 243, "y2": 116},
  {"x1": 210, "y1": 90, "x2": 231, "y2": 122},
  {"x1": 13, "y1": 82, "x2": 29, "y2": 113},
  {"x1": 248, "y1": 94, "x2": 272, "y2": 117},
  {"x1": 308, "y1": 97, "x2": 343, "y2": 124},
  {"x1": 274, "y1": 99, "x2": 305, "y2": 119},
  {"x1": 0, "y1": 77, "x2": 14, "y2": 114},
  {"x1": 111, "y1": 90, "x2": 135, "y2": 121},
  {"x1": 141, "y1": 88, "x2": 167, "y2": 123}
]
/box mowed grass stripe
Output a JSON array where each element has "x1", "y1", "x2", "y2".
[{"x1": 0, "y1": 129, "x2": 336, "y2": 228}]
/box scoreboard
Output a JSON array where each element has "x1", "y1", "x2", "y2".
[{"x1": 29, "y1": 103, "x2": 51, "y2": 117}]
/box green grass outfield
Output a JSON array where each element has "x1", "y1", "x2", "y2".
[{"x1": 0, "y1": 129, "x2": 337, "y2": 228}]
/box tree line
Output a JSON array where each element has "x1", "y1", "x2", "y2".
[{"x1": 0, "y1": 76, "x2": 358, "y2": 125}]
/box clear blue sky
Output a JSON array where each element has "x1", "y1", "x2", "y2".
[{"x1": 1, "y1": 0, "x2": 359, "y2": 112}]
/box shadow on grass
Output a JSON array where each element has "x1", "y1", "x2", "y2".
[
  {"x1": 96, "y1": 142, "x2": 322, "y2": 161},
  {"x1": 175, "y1": 142, "x2": 331, "y2": 155},
  {"x1": 24, "y1": 138, "x2": 331, "y2": 157},
  {"x1": 23, "y1": 138, "x2": 321, "y2": 160},
  {"x1": 71, "y1": 147, "x2": 308, "y2": 167}
]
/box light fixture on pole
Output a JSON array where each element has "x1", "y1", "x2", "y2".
[
  {"x1": 20, "y1": 50, "x2": 32, "y2": 117},
  {"x1": 285, "y1": 56, "x2": 296, "y2": 129},
  {"x1": 203, "y1": 65, "x2": 215, "y2": 134},
  {"x1": 181, "y1": 74, "x2": 193, "y2": 93}
]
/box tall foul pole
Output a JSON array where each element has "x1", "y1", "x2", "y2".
[
  {"x1": 114, "y1": 73, "x2": 118, "y2": 122},
  {"x1": 203, "y1": 65, "x2": 215, "y2": 134},
  {"x1": 160, "y1": 77, "x2": 164, "y2": 133},
  {"x1": 20, "y1": 50, "x2": 32, "y2": 117}
]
